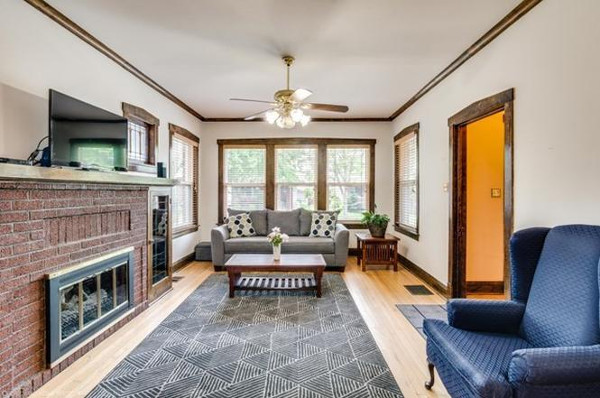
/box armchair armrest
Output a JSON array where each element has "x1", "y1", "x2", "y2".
[
  {"x1": 509, "y1": 345, "x2": 600, "y2": 386},
  {"x1": 334, "y1": 223, "x2": 349, "y2": 268},
  {"x1": 447, "y1": 299, "x2": 525, "y2": 334},
  {"x1": 211, "y1": 224, "x2": 229, "y2": 266}
]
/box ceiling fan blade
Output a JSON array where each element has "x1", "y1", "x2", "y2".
[
  {"x1": 302, "y1": 103, "x2": 349, "y2": 113},
  {"x1": 230, "y1": 98, "x2": 277, "y2": 105},
  {"x1": 243, "y1": 109, "x2": 271, "y2": 121},
  {"x1": 290, "y1": 88, "x2": 312, "y2": 103}
]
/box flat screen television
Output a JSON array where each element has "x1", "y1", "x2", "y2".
[{"x1": 49, "y1": 89, "x2": 128, "y2": 170}]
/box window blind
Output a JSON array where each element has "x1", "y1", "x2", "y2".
[
  {"x1": 224, "y1": 147, "x2": 266, "y2": 211},
  {"x1": 171, "y1": 134, "x2": 198, "y2": 230},
  {"x1": 326, "y1": 146, "x2": 369, "y2": 221},
  {"x1": 395, "y1": 131, "x2": 418, "y2": 234},
  {"x1": 275, "y1": 146, "x2": 317, "y2": 210}
]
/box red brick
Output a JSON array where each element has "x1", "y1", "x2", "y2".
[
  {"x1": 0, "y1": 232, "x2": 29, "y2": 247},
  {"x1": 13, "y1": 221, "x2": 44, "y2": 233},
  {"x1": 0, "y1": 201, "x2": 12, "y2": 211},
  {"x1": 0, "y1": 224, "x2": 13, "y2": 236},
  {"x1": 0, "y1": 211, "x2": 29, "y2": 224},
  {"x1": 0, "y1": 190, "x2": 28, "y2": 200},
  {"x1": 12, "y1": 201, "x2": 43, "y2": 211}
]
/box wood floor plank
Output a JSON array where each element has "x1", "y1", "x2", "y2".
[{"x1": 31, "y1": 258, "x2": 449, "y2": 398}]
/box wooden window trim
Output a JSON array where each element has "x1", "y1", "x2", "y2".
[
  {"x1": 394, "y1": 122, "x2": 420, "y2": 240},
  {"x1": 122, "y1": 102, "x2": 159, "y2": 174},
  {"x1": 217, "y1": 138, "x2": 376, "y2": 225},
  {"x1": 169, "y1": 123, "x2": 199, "y2": 237}
]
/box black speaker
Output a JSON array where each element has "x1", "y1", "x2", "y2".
[{"x1": 157, "y1": 162, "x2": 167, "y2": 178}]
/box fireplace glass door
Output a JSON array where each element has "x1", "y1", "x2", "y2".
[{"x1": 148, "y1": 187, "x2": 172, "y2": 301}]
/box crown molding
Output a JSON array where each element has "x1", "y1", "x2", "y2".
[
  {"x1": 25, "y1": 0, "x2": 542, "y2": 123},
  {"x1": 24, "y1": 0, "x2": 206, "y2": 121},
  {"x1": 388, "y1": 0, "x2": 543, "y2": 120},
  {"x1": 203, "y1": 117, "x2": 391, "y2": 122}
]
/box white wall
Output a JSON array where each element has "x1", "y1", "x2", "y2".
[
  {"x1": 199, "y1": 121, "x2": 394, "y2": 247},
  {"x1": 391, "y1": 0, "x2": 600, "y2": 285},
  {"x1": 0, "y1": 1, "x2": 203, "y2": 261}
]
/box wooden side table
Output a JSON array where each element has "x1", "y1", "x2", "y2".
[{"x1": 356, "y1": 233, "x2": 399, "y2": 272}]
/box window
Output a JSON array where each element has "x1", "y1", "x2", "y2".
[
  {"x1": 223, "y1": 146, "x2": 266, "y2": 212},
  {"x1": 218, "y1": 139, "x2": 375, "y2": 227},
  {"x1": 327, "y1": 146, "x2": 370, "y2": 221},
  {"x1": 122, "y1": 102, "x2": 159, "y2": 174},
  {"x1": 169, "y1": 124, "x2": 199, "y2": 234},
  {"x1": 394, "y1": 123, "x2": 419, "y2": 239},
  {"x1": 128, "y1": 120, "x2": 149, "y2": 163},
  {"x1": 275, "y1": 146, "x2": 317, "y2": 210}
]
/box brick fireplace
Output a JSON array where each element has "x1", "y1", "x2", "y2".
[{"x1": 0, "y1": 180, "x2": 152, "y2": 397}]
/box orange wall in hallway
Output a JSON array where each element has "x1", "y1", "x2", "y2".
[{"x1": 466, "y1": 111, "x2": 505, "y2": 282}]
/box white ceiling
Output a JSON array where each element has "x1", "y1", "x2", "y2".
[{"x1": 49, "y1": 0, "x2": 520, "y2": 119}]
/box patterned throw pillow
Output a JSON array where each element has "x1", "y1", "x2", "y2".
[
  {"x1": 310, "y1": 212, "x2": 337, "y2": 238},
  {"x1": 226, "y1": 213, "x2": 256, "y2": 238}
]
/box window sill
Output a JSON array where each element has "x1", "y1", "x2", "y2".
[
  {"x1": 341, "y1": 223, "x2": 366, "y2": 230},
  {"x1": 394, "y1": 225, "x2": 419, "y2": 241},
  {"x1": 173, "y1": 225, "x2": 200, "y2": 239},
  {"x1": 128, "y1": 162, "x2": 156, "y2": 175}
]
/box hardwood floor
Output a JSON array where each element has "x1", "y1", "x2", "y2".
[{"x1": 32, "y1": 257, "x2": 449, "y2": 398}]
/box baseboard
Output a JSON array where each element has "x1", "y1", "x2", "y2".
[
  {"x1": 397, "y1": 254, "x2": 448, "y2": 297},
  {"x1": 466, "y1": 281, "x2": 504, "y2": 294},
  {"x1": 173, "y1": 252, "x2": 195, "y2": 272}
]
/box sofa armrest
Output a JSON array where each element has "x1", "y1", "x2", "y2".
[
  {"x1": 334, "y1": 223, "x2": 349, "y2": 268},
  {"x1": 447, "y1": 299, "x2": 525, "y2": 334},
  {"x1": 509, "y1": 345, "x2": 600, "y2": 386},
  {"x1": 211, "y1": 224, "x2": 229, "y2": 266}
]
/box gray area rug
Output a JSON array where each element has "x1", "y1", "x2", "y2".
[
  {"x1": 88, "y1": 274, "x2": 403, "y2": 398},
  {"x1": 395, "y1": 305, "x2": 447, "y2": 338}
]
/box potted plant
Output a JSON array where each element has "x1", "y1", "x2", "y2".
[
  {"x1": 361, "y1": 210, "x2": 390, "y2": 238},
  {"x1": 267, "y1": 227, "x2": 289, "y2": 260}
]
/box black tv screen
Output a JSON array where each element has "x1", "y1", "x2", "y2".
[{"x1": 49, "y1": 90, "x2": 128, "y2": 169}]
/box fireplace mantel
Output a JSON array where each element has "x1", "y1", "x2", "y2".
[{"x1": 0, "y1": 163, "x2": 177, "y2": 186}]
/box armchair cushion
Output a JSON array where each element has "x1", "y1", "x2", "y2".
[
  {"x1": 424, "y1": 319, "x2": 532, "y2": 398},
  {"x1": 447, "y1": 299, "x2": 526, "y2": 334},
  {"x1": 509, "y1": 345, "x2": 600, "y2": 386}
]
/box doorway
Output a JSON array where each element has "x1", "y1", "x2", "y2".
[{"x1": 448, "y1": 89, "x2": 514, "y2": 298}]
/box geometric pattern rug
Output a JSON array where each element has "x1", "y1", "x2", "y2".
[
  {"x1": 395, "y1": 304, "x2": 447, "y2": 338},
  {"x1": 88, "y1": 274, "x2": 403, "y2": 398}
]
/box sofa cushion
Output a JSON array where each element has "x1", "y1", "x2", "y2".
[
  {"x1": 519, "y1": 224, "x2": 600, "y2": 347},
  {"x1": 267, "y1": 209, "x2": 301, "y2": 236},
  {"x1": 227, "y1": 208, "x2": 268, "y2": 236},
  {"x1": 282, "y1": 237, "x2": 335, "y2": 254},
  {"x1": 225, "y1": 213, "x2": 256, "y2": 238},
  {"x1": 310, "y1": 212, "x2": 338, "y2": 238},
  {"x1": 224, "y1": 237, "x2": 271, "y2": 253},
  {"x1": 299, "y1": 208, "x2": 313, "y2": 236},
  {"x1": 424, "y1": 319, "x2": 532, "y2": 398},
  {"x1": 224, "y1": 236, "x2": 335, "y2": 254}
]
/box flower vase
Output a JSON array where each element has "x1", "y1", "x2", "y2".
[{"x1": 272, "y1": 244, "x2": 281, "y2": 261}]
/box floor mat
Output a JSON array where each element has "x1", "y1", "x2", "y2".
[
  {"x1": 396, "y1": 304, "x2": 447, "y2": 338},
  {"x1": 87, "y1": 274, "x2": 404, "y2": 397}
]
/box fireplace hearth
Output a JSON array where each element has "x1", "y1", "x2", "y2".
[{"x1": 46, "y1": 247, "x2": 134, "y2": 365}]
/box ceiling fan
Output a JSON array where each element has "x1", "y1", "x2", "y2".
[{"x1": 230, "y1": 55, "x2": 349, "y2": 129}]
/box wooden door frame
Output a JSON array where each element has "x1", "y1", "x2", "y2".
[{"x1": 448, "y1": 88, "x2": 514, "y2": 298}]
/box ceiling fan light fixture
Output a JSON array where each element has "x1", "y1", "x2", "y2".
[
  {"x1": 291, "y1": 108, "x2": 304, "y2": 122},
  {"x1": 300, "y1": 114, "x2": 311, "y2": 127},
  {"x1": 266, "y1": 109, "x2": 279, "y2": 124}
]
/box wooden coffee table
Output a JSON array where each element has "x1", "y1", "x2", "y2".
[{"x1": 224, "y1": 254, "x2": 326, "y2": 298}]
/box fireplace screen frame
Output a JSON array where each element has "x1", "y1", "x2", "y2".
[{"x1": 46, "y1": 247, "x2": 134, "y2": 365}]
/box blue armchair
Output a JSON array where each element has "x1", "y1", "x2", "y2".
[{"x1": 424, "y1": 225, "x2": 600, "y2": 397}]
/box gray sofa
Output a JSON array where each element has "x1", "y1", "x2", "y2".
[{"x1": 211, "y1": 208, "x2": 349, "y2": 271}]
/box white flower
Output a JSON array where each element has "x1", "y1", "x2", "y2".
[
  {"x1": 281, "y1": 233, "x2": 290, "y2": 242},
  {"x1": 272, "y1": 227, "x2": 281, "y2": 233}
]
